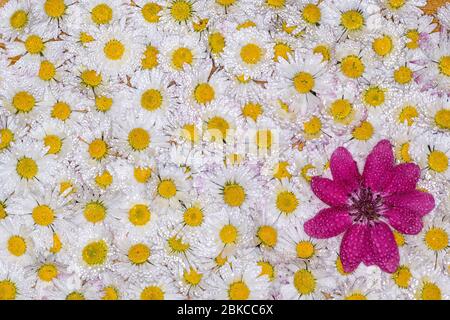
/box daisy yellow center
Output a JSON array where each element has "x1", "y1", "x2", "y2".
[
  {"x1": 0, "y1": 129, "x2": 14, "y2": 150},
  {"x1": 12, "y1": 91, "x2": 35, "y2": 113},
  {"x1": 182, "y1": 124, "x2": 198, "y2": 142},
  {"x1": 95, "y1": 95, "x2": 113, "y2": 112},
  {"x1": 398, "y1": 105, "x2": 418, "y2": 126},
  {"x1": 158, "y1": 180, "x2": 177, "y2": 199},
  {"x1": 420, "y1": 282, "x2": 441, "y2": 300},
  {"x1": 242, "y1": 102, "x2": 263, "y2": 121},
  {"x1": 128, "y1": 128, "x2": 150, "y2": 151},
  {"x1": 194, "y1": 83, "x2": 215, "y2": 104},
  {"x1": 424, "y1": 228, "x2": 448, "y2": 251},
  {"x1": 389, "y1": 0, "x2": 405, "y2": 9},
  {"x1": 335, "y1": 257, "x2": 350, "y2": 275},
  {"x1": 406, "y1": 29, "x2": 419, "y2": 49},
  {"x1": 228, "y1": 281, "x2": 250, "y2": 300},
  {"x1": 183, "y1": 268, "x2": 202, "y2": 286},
  {"x1": 59, "y1": 181, "x2": 74, "y2": 195},
  {"x1": 216, "y1": 0, "x2": 236, "y2": 7},
  {"x1": 80, "y1": 32, "x2": 94, "y2": 44},
  {"x1": 44, "y1": 0, "x2": 66, "y2": 18},
  {"x1": 184, "y1": 207, "x2": 203, "y2": 227},
  {"x1": 364, "y1": 87, "x2": 385, "y2": 107},
  {"x1": 103, "y1": 39, "x2": 125, "y2": 60},
  {"x1": 16, "y1": 157, "x2": 38, "y2": 180},
  {"x1": 330, "y1": 99, "x2": 352, "y2": 121},
  {"x1": 223, "y1": 183, "x2": 246, "y2": 207},
  {"x1": 25, "y1": 35, "x2": 45, "y2": 54},
  {"x1": 88, "y1": 139, "x2": 108, "y2": 160},
  {"x1": 258, "y1": 261, "x2": 275, "y2": 280},
  {"x1": 81, "y1": 70, "x2": 102, "y2": 87},
  {"x1": 341, "y1": 55, "x2": 365, "y2": 78},
  {"x1": 296, "y1": 241, "x2": 315, "y2": 259},
  {"x1": 208, "y1": 116, "x2": 230, "y2": 140},
  {"x1": 50, "y1": 233, "x2": 62, "y2": 253},
  {"x1": 193, "y1": 18, "x2": 208, "y2": 32},
  {"x1": 438, "y1": 56, "x2": 450, "y2": 76},
  {"x1": 302, "y1": 4, "x2": 321, "y2": 24},
  {"x1": 341, "y1": 10, "x2": 364, "y2": 31},
  {"x1": 372, "y1": 35, "x2": 393, "y2": 57},
  {"x1": 276, "y1": 191, "x2": 298, "y2": 214},
  {"x1": 256, "y1": 129, "x2": 273, "y2": 149},
  {"x1": 170, "y1": 0, "x2": 192, "y2": 22},
  {"x1": 82, "y1": 240, "x2": 108, "y2": 266},
  {"x1": 313, "y1": 45, "x2": 331, "y2": 61},
  {"x1": 294, "y1": 269, "x2": 316, "y2": 295},
  {"x1": 84, "y1": 201, "x2": 106, "y2": 223},
  {"x1": 38, "y1": 264, "x2": 58, "y2": 282},
  {"x1": 352, "y1": 121, "x2": 374, "y2": 141},
  {"x1": 240, "y1": 43, "x2": 263, "y2": 65},
  {"x1": 142, "y1": 45, "x2": 159, "y2": 69},
  {"x1": 32, "y1": 205, "x2": 55, "y2": 226},
  {"x1": 141, "y1": 89, "x2": 163, "y2": 111},
  {"x1": 428, "y1": 151, "x2": 448, "y2": 173},
  {"x1": 273, "y1": 161, "x2": 292, "y2": 180},
  {"x1": 215, "y1": 254, "x2": 228, "y2": 266},
  {"x1": 345, "y1": 293, "x2": 367, "y2": 300},
  {"x1": 128, "y1": 243, "x2": 151, "y2": 265},
  {"x1": 172, "y1": 47, "x2": 193, "y2": 70},
  {"x1": 392, "y1": 266, "x2": 412, "y2": 289},
  {"x1": 51, "y1": 102, "x2": 71, "y2": 120},
  {"x1": 303, "y1": 116, "x2": 322, "y2": 135},
  {"x1": 0, "y1": 280, "x2": 16, "y2": 300},
  {"x1": 257, "y1": 226, "x2": 277, "y2": 247},
  {"x1": 7, "y1": 236, "x2": 26, "y2": 256},
  {"x1": 142, "y1": 2, "x2": 162, "y2": 23},
  {"x1": 141, "y1": 286, "x2": 164, "y2": 300},
  {"x1": 66, "y1": 292, "x2": 85, "y2": 300},
  {"x1": 0, "y1": 203, "x2": 7, "y2": 220},
  {"x1": 91, "y1": 4, "x2": 113, "y2": 25},
  {"x1": 435, "y1": 109, "x2": 450, "y2": 130},
  {"x1": 129, "y1": 204, "x2": 151, "y2": 226},
  {"x1": 394, "y1": 66, "x2": 413, "y2": 84},
  {"x1": 301, "y1": 164, "x2": 315, "y2": 182},
  {"x1": 168, "y1": 236, "x2": 190, "y2": 252},
  {"x1": 39, "y1": 60, "x2": 56, "y2": 81},
  {"x1": 134, "y1": 167, "x2": 152, "y2": 183},
  {"x1": 266, "y1": 0, "x2": 285, "y2": 9},
  {"x1": 399, "y1": 143, "x2": 412, "y2": 162},
  {"x1": 273, "y1": 42, "x2": 292, "y2": 62},
  {"x1": 95, "y1": 170, "x2": 113, "y2": 189},
  {"x1": 220, "y1": 224, "x2": 238, "y2": 244},
  {"x1": 44, "y1": 135, "x2": 62, "y2": 155},
  {"x1": 209, "y1": 32, "x2": 225, "y2": 54},
  {"x1": 293, "y1": 72, "x2": 315, "y2": 94},
  {"x1": 236, "y1": 74, "x2": 251, "y2": 83},
  {"x1": 10, "y1": 10, "x2": 28, "y2": 29},
  {"x1": 99, "y1": 286, "x2": 118, "y2": 300}
]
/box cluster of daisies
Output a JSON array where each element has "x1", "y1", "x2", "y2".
[{"x1": 0, "y1": 0, "x2": 449, "y2": 300}]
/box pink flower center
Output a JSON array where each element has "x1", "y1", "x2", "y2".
[{"x1": 348, "y1": 187, "x2": 384, "y2": 224}]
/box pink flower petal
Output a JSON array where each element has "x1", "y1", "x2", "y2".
[
  {"x1": 311, "y1": 177, "x2": 349, "y2": 207},
  {"x1": 340, "y1": 224, "x2": 368, "y2": 273},
  {"x1": 384, "y1": 190, "x2": 435, "y2": 217},
  {"x1": 304, "y1": 207, "x2": 352, "y2": 239},
  {"x1": 362, "y1": 140, "x2": 394, "y2": 192},
  {"x1": 368, "y1": 222, "x2": 399, "y2": 273},
  {"x1": 385, "y1": 163, "x2": 420, "y2": 194},
  {"x1": 330, "y1": 147, "x2": 361, "y2": 193},
  {"x1": 384, "y1": 208, "x2": 423, "y2": 235}
]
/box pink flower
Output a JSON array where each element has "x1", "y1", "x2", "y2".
[{"x1": 304, "y1": 140, "x2": 435, "y2": 273}]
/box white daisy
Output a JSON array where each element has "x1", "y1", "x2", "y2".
[{"x1": 0, "y1": 261, "x2": 34, "y2": 300}]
